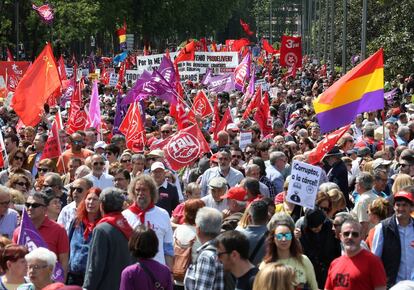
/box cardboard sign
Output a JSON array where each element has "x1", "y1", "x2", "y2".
[
  {"x1": 65, "y1": 67, "x2": 73, "y2": 78},
  {"x1": 286, "y1": 160, "x2": 322, "y2": 209},
  {"x1": 125, "y1": 70, "x2": 141, "y2": 83},
  {"x1": 239, "y1": 131, "x2": 252, "y2": 151},
  {"x1": 109, "y1": 73, "x2": 118, "y2": 87}
]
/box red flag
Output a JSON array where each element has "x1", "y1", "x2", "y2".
[
  {"x1": 308, "y1": 125, "x2": 351, "y2": 165},
  {"x1": 211, "y1": 42, "x2": 218, "y2": 52},
  {"x1": 209, "y1": 99, "x2": 220, "y2": 134},
  {"x1": 40, "y1": 115, "x2": 62, "y2": 160},
  {"x1": 213, "y1": 108, "x2": 233, "y2": 141},
  {"x1": 0, "y1": 61, "x2": 31, "y2": 92},
  {"x1": 6, "y1": 48, "x2": 13, "y2": 61},
  {"x1": 262, "y1": 38, "x2": 279, "y2": 55},
  {"x1": 227, "y1": 38, "x2": 250, "y2": 52},
  {"x1": 174, "y1": 41, "x2": 196, "y2": 66},
  {"x1": 11, "y1": 43, "x2": 61, "y2": 126},
  {"x1": 242, "y1": 86, "x2": 262, "y2": 119},
  {"x1": 66, "y1": 73, "x2": 87, "y2": 134},
  {"x1": 187, "y1": 90, "x2": 213, "y2": 123},
  {"x1": 57, "y1": 55, "x2": 67, "y2": 80},
  {"x1": 254, "y1": 91, "x2": 272, "y2": 136},
  {"x1": 119, "y1": 102, "x2": 146, "y2": 152},
  {"x1": 170, "y1": 82, "x2": 190, "y2": 129},
  {"x1": 240, "y1": 19, "x2": 254, "y2": 36},
  {"x1": 282, "y1": 64, "x2": 297, "y2": 81},
  {"x1": 116, "y1": 61, "x2": 126, "y2": 91},
  {"x1": 280, "y1": 35, "x2": 302, "y2": 67},
  {"x1": 161, "y1": 124, "x2": 210, "y2": 171}
]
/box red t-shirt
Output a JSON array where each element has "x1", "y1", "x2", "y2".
[
  {"x1": 324, "y1": 249, "x2": 386, "y2": 290},
  {"x1": 172, "y1": 202, "x2": 185, "y2": 224},
  {"x1": 13, "y1": 217, "x2": 69, "y2": 256}
]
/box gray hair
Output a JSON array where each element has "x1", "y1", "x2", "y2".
[
  {"x1": 75, "y1": 165, "x2": 91, "y2": 179},
  {"x1": 245, "y1": 164, "x2": 260, "y2": 176},
  {"x1": 132, "y1": 154, "x2": 146, "y2": 162},
  {"x1": 319, "y1": 182, "x2": 340, "y2": 193},
  {"x1": 341, "y1": 218, "x2": 362, "y2": 233},
  {"x1": 267, "y1": 212, "x2": 295, "y2": 232},
  {"x1": 356, "y1": 171, "x2": 374, "y2": 190},
  {"x1": 334, "y1": 212, "x2": 355, "y2": 225},
  {"x1": 100, "y1": 187, "x2": 125, "y2": 213},
  {"x1": 44, "y1": 172, "x2": 63, "y2": 188},
  {"x1": 269, "y1": 151, "x2": 286, "y2": 166},
  {"x1": 0, "y1": 185, "x2": 10, "y2": 197},
  {"x1": 195, "y1": 207, "x2": 222, "y2": 237},
  {"x1": 25, "y1": 247, "x2": 57, "y2": 269},
  {"x1": 397, "y1": 126, "x2": 410, "y2": 138}
]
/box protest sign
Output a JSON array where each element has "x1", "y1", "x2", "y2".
[
  {"x1": 109, "y1": 73, "x2": 118, "y2": 87},
  {"x1": 65, "y1": 67, "x2": 73, "y2": 78},
  {"x1": 125, "y1": 70, "x2": 141, "y2": 83},
  {"x1": 286, "y1": 160, "x2": 322, "y2": 209},
  {"x1": 239, "y1": 131, "x2": 252, "y2": 151},
  {"x1": 180, "y1": 71, "x2": 199, "y2": 83}
]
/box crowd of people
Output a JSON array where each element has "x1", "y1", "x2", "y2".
[{"x1": 0, "y1": 53, "x2": 413, "y2": 290}]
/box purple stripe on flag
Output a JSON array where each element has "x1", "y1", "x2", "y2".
[{"x1": 316, "y1": 89, "x2": 384, "y2": 133}]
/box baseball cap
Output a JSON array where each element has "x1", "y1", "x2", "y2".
[
  {"x1": 151, "y1": 161, "x2": 165, "y2": 171},
  {"x1": 93, "y1": 141, "x2": 107, "y2": 150},
  {"x1": 372, "y1": 158, "x2": 392, "y2": 170},
  {"x1": 208, "y1": 177, "x2": 227, "y2": 189},
  {"x1": 221, "y1": 187, "x2": 247, "y2": 201},
  {"x1": 394, "y1": 190, "x2": 414, "y2": 204},
  {"x1": 226, "y1": 123, "x2": 239, "y2": 132},
  {"x1": 147, "y1": 149, "x2": 164, "y2": 159},
  {"x1": 210, "y1": 153, "x2": 218, "y2": 163}
]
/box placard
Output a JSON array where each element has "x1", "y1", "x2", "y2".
[
  {"x1": 109, "y1": 73, "x2": 118, "y2": 87},
  {"x1": 286, "y1": 160, "x2": 322, "y2": 209},
  {"x1": 125, "y1": 70, "x2": 141, "y2": 83},
  {"x1": 239, "y1": 131, "x2": 252, "y2": 151}
]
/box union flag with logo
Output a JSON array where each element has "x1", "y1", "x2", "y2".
[
  {"x1": 159, "y1": 124, "x2": 210, "y2": 170},
  {"x1": 187, "y1": 90, "x2": 213, "y2": 124},
  {"x1": 118, "y1": 102, "x2": 146, "y2": 153},
  {"x1": 279, "y1": 35, "x2": 302, "y2": 68},
  {"x1": 0, "y1": 61, "x2": 31, "y2": 92}
]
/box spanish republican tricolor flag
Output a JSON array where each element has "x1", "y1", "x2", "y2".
[
  {"x1": 313, "y1": 48, "x2": 384, "y2": 133},
  {"x1": 116, "y1": 20, "x2": 127, "y2": 50}
]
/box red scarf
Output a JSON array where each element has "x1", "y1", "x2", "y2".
[
  {"x1": 128, "y1": 202, "x2": 155, "y2": 224},
  {"x1": 82, "y1": 217, "x2": 98, "y2": 240},
  {"x1": 97, "y1": 212, "x2": 133, "y2": 239}
]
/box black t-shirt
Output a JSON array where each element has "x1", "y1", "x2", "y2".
[{"x1": 235, "y1": 267, "x2": 259, "y2": 290}]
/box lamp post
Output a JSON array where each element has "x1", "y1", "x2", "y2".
[
  {"x1": 342, "y1": 0, "x2": 347, "y2": 74},
  {"x1": 361, "y1": 0, "x2": 367, "y2": 60},
  {"x1": 15, "y1": 0, "x2": 19, "y2": 60}
]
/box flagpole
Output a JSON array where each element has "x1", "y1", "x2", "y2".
[{"x1": 56, "y1": 108, "x2": 67, "y2": 175}]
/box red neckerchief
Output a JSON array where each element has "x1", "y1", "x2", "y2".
[
  {"x1": 82, "y1": 217, "x2": 98, "y2": 240},
  {"x1": 97, "y1": 212, "x2": 132, "y2": 239},
  {"x1": 128, "y1": 202, "x2": 154, "y2": 224}
]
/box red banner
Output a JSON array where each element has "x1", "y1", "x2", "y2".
[
  {"x1": 161, "y1": 124, "x2": 210, "y2": 171},
  {"x1": 41, "y1": 115, "x2": 62, "y2": 160},
  {"x1": 118, "y1": 102, "x2": 146, "y2": 153},
  {"x1": 187, "y1": 90, "x2": 213, "y2": 123},
  {"x1": 0, "y1": 61, "x2": 31, "y2": 92},
  {"x1": 279, "y1": 35, "x2": 302, "y2": 68}
]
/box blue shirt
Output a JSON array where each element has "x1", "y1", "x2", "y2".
[
  {"x1": 265, "y1": 165, "x2": 284, "y2": 194},
  {"x1": 69, "y1": 222, "x2": 92, "y2": 274},
  {"x1": 372, "y1": 218, "x2": 414, "y2": 282}
]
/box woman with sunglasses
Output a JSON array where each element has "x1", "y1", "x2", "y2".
[
  {"x1": 262, "y1": 215, "x2": 318, "y2": 290},
  {"x1": 67, "y1": 187, "x2": 102, "y2": 286},
  {"x1": 7, "y1": 174, "x2": 32, "y2": 197},
  {"x1": 36, "y1": 159, "x2": 55, "y2": 178},
  {"x1": 0, "y1": 149, "x2": 30, "y2": 185}
]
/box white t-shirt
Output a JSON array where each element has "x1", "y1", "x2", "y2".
[{"x1": 122, "y1": 206, "x2": 173, "y2": 265}]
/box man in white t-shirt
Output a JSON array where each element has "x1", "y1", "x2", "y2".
[{"x1": 122, "y1": 174, "x2": 174, "y2": 268}]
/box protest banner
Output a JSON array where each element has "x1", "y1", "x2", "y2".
[
  {"x1": 280, "y1": 35, "x2": 302, "y2": 67},
  {"x1": 239, "y1": 131, "x2": 252, "y2": 151},
  {"x1": 109, "y1": 73, "x2": 119, "y2": 87},
  {"x1": 286, "y1": 160, "x2": 322, "y2": 209}
]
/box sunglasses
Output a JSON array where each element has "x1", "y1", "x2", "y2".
[
  {"x1": 342, "y1": 231, "x2": 360, "y2": 238},
  {"x1": 73, "y1": 140, "x2": 83, "y2": 145},
  {"x1": 38, "y1": 168, "x2": 49, "y2": 173},
  {"x1": 120, "y1": 159, "x2": 131, "y2": 163},
  {"x1": 320, "y1": 207, "x2": 331, "y2": 212},
  {"x1": 70, "y1": 187, "x2": 84, "y2": 193},
  {"x1": 274, "y1": 232, "x2": 293, "y2": 241},
  {"x1": 232, "y1": 155, "x2": 242, "y2": 159},
  {"x1": 15, "y1": 181, "x2": 28, "y2": 187},
  {"x1": 93, "y1": 162, "x2": 105, "y2": 166},
  {"x1": 161, "y1": 130, "x2": 170, "y2": 134},
  {"x1": 14, "y1": 156, "x2": 24, "y2": 161},
  {"x1": 25, "y1": 202, "x2": 45, "y2": 209}
]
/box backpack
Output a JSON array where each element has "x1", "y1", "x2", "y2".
[{"x1": 172, "y1": 238, "x2": 195, "y2": 282}]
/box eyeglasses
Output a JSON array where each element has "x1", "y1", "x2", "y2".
[
  {"x1": 217, "y1": 251, "x2": 231, "y2": 257},
  {"x1": 342, "y1": 231, "x2": 360, "y2": 238},
  {"x1": 274, "y1": 232, "x2": 293, "y2": 241},
  {"x1": 120, "y1": 159, "x2": 131, "y2": 163},
  {"x1": 25, "y1": 202, "x2": 45, "y2": 209},
  {"x1": 14, "y1": 156, "x2": 24, "y2": 161},
  {"x1": 161, "y1": 130, "x2": 171, "y2": 134},
  {"x1": 0, "y1": 200, "x2": 10, "y2": 206},
  {"x1": 93, "y1": 162, "x2": 105, "y2": 166},
  {"x1": 38, "y1": 168, "x2": 49, "y2": 173},
  {"x1": 232, "y1": 155, "x2": 242, "y2": 159},
  {"x1": 70, "y1": 187, "x2": 84, "y2": 193},
  {"x1": 320, "y1": 207, "x2": 331, "y2": 212},
  {"x1": 72, "y1": 140, "x2": 83, "y2": 145},
  {"x1": 105, "y1": 152, "x2": 113, "y2": 155},
  {"x1": 28, "y1": 264, "x2": 49, "y2": 270},
  {"x1": 15, "y1": 182, "x2": 28, "y2": 187},
  {"x1": 245, "y1": 151, "x2": 255, "y2": 155}
]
